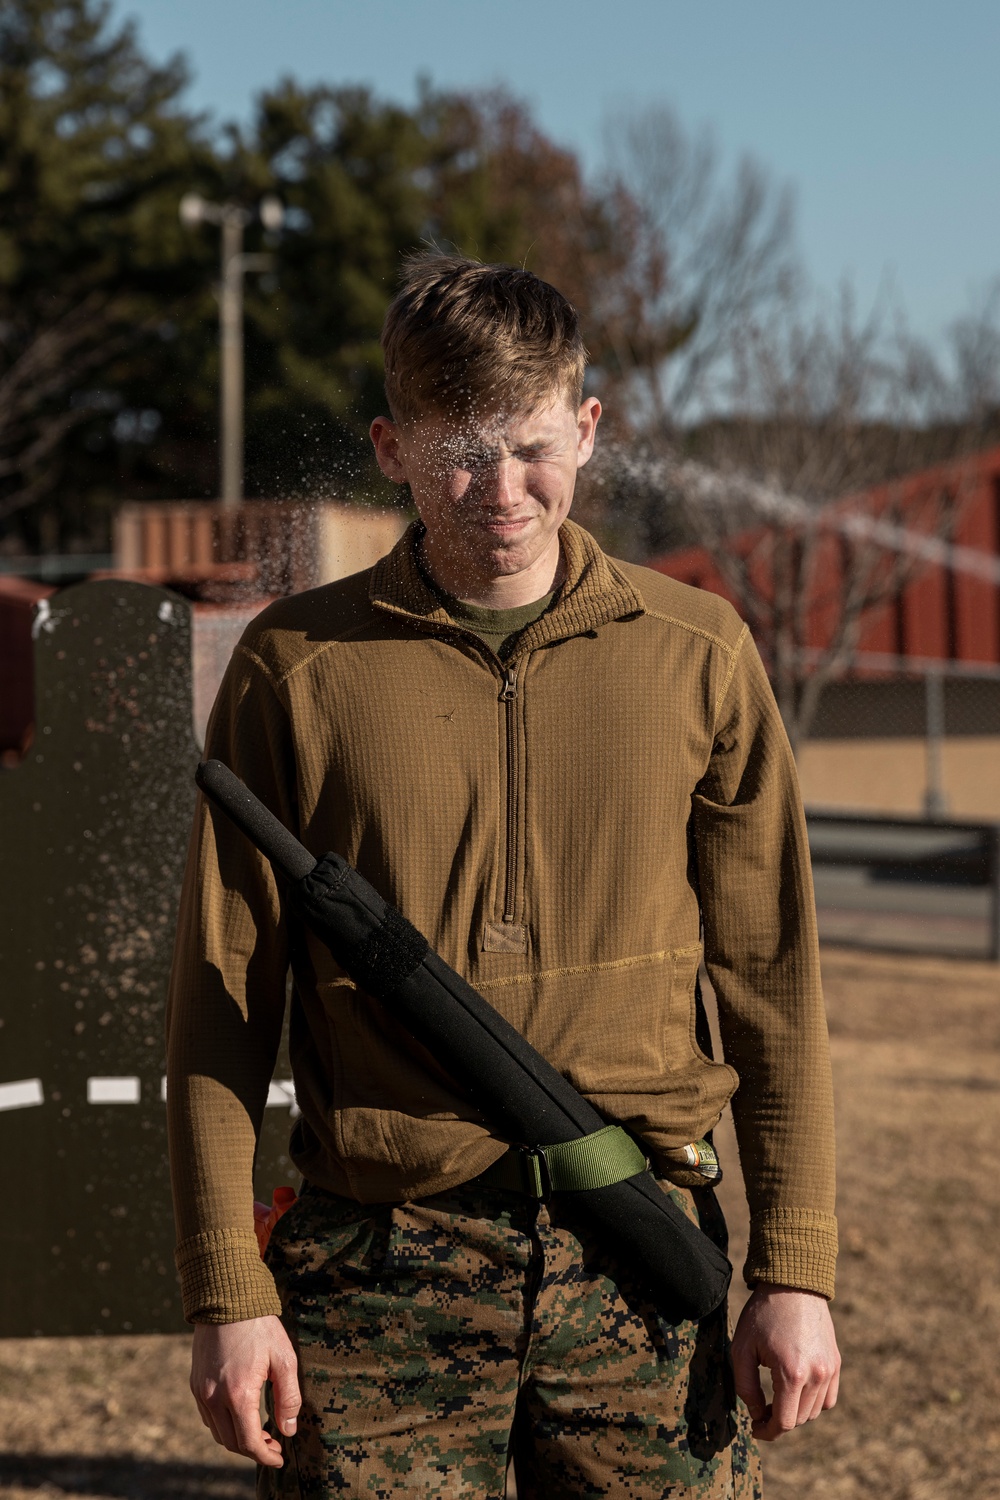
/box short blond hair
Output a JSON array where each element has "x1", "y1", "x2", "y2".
[{"x1": 381, "y1": 252, "x2": 587, "y2": 425}]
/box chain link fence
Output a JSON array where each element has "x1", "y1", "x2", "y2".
[{"x1": 799, "y1": 663, "x2": 1000, "y2": 960}]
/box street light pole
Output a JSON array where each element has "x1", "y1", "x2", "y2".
[
  {"x1": 923, "y1": 665, "x2": 948, "y2": 819},
  {"x1": 219, "y1": 207, "x2": 248, "y2": 507},
  {"x1": 179, "y1": 193, "x2": 283, "y2": 508}
]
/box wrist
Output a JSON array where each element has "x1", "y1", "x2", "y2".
[{"x1": 750, "y1": 1282, "x2": 827, "y2": 1300}]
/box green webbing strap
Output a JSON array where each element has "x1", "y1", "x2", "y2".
[
  {"x1": 544, "y1": 1124, "x2": 648, "y2": 1191},
  {"x1": 480, "y1": 1125, "x2": 648, "y2": 1197}
]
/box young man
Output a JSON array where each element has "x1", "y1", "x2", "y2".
[{"x1": 167, "y1": 255, "x2": 840, "y2": 1499}]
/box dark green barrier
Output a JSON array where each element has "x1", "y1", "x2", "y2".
[{"x1": 0, "y1": 580, "x2": 296, "y2": 1336}]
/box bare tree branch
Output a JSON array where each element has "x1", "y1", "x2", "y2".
[
  {"x1": 0, "y1": 293, "x2": 142, "y2": 521},
  {"x1": 671, "y1": 453, "x2": 980, "y2": 751},
  {"x1": 593, "y1": 104, "x2": 797, "y2": 424}
]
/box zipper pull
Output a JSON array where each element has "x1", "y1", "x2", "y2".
[{"x1": 500, "y1": 665, "x2": 517, "y2": 701}]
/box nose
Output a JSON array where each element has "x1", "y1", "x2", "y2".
[{"x1": 477, "y1": 456, "x2": 522, "y2": 511}]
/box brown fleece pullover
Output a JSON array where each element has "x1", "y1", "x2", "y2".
[{"x1": 166, "y1": 519, "x2": 837, "y2": 1322}]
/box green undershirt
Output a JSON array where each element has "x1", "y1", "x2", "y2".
[
  {"x1": 414, "y1": 530, "x2": 558, "y2": 658},
  {"x1": 434, "y1": 585, "x2": 558, "y2": 660}
]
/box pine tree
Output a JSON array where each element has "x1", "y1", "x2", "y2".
[{"x1": 0, "y1": 0, "x2": 210, "y2": 547}]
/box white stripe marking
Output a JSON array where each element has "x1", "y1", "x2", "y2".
[
  {"x1": 31, "y1": 599, "x2": 54, "y2": 639},
  {"x1": 266, "y1": 1080, "x2": 298, "y2": 1114},
  {"x1": 0, "y1": 1078, "x2": 44, "y2": 1111},
  {"x1": 87, "y1": 1076, "x2": 140, "y2": 1104}
]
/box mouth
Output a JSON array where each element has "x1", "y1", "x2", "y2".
[{"x1": 479, "y1": 515, "x2": 533, "y2": 535}]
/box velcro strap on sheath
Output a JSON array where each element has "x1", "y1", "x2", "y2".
[
  {"x1": 480, "y1": 1125, "x2": 648, "y2": 1197},
  {"x1": 349, "y1": 905, "x2": 429, "y2": 995}
]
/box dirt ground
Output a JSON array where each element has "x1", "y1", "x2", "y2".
[
  {"x1": 1, "y1": 945, "x2": 997, "y2": 1499},
  {"x1": 715, "y1": 947, "x2": 1000, "y2": 1500}
]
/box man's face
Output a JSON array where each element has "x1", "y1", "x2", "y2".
[{"x1": 371, "y1": 395, "x2": 601, "y2": 594}]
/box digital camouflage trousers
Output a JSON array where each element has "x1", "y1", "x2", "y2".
[{"x1": 257, "y1": 1175, "x2": 762, "y2": 1500}]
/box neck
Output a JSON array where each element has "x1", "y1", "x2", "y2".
[{"x1": 419, "y1": 534, "x2": 565, "y2": 608}]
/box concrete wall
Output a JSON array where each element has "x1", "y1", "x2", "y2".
[
  {"x1": 114, "y1": 498, "x2": 409, "y2": 596},
  {"x1": 798, "y1": 736, "x2": 1000, "y2": 819},
  {"x1": 0, "y1": 582, "x2": 296, "y2": 1336},
  {"x1": 797, "y1": 677, "x2": 1000, "y2": 818}
]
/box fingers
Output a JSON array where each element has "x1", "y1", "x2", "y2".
[
  {"x1": 192, "y1": 1385, "x2": 238, "y2": 1452},
  {"x1": 229, "y1": 1387, "x2": 285, "y2": 1467},
  {"x1": 732, "y1": 1286, "x2": 841, "y2": 1442},
  {"x1": 801, "y1": 1368, "x2": 832, "y2": 1424},
  {"x1": 729, "y1": 1328, "x2": 768, "y2": 1427},
  {"x1": 753, "y1": 1352, "x2": 841, "y2": 1441},
  {"x1": 270, "y1": 1344, "x2": 302, "y2": 1438},
  {"x1": 189, "y1": 1316, "x2": 299, "y2": 1468},
  {"x1": 195, "y1": 1377, "x2": 285, "y2": 1467},
  {"x1": 760, "y1": 1358, "x2": 806, "y2": 1440},
  {"x1": 804, "y1": 1350, "x2": 841, "y2": 1424}
]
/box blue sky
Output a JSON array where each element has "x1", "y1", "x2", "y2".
[{"x1": 112, "y1": 0, "x2": 1000, "y2": 354}]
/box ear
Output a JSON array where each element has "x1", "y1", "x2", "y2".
[
  {"x1": 575, "y1": 397, "x2": 602, "y2": 469},
  {"x1": 370, "y1": 416, "x2": 408, "y2": 484}
]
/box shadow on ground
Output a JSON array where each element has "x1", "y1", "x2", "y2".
[{"x1": 0, "y1": 1454, "x2": 255, "y2": 1499}]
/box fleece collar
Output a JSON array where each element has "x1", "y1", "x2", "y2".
[{"x1": 368, "y1": 519, "x2": 645, "y2": 653}]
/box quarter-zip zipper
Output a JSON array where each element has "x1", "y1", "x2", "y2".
[{"x1": 500, "y1": 663, "x2": 519, "y2": 923}]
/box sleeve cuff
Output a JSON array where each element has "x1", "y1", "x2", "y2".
[
  {"x1": 744, "y1": 1207, "x2": 839, "y2": 1300},
  {"x1": 176, "y1": 1228, "x2": 284, "y2": 1324}
]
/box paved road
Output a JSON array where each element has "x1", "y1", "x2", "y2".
[
  {"x1": 812, "y1": 865, "x2": 994, "y2": 958},
  {"x1": 808, "y1": 817, "x2": 998, "y2": 959}
]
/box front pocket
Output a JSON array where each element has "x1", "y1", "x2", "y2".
[
  {"x1": 265, "y1": 1189, "x2": 384, "y2": 1284},
  {"x1": 483, "y1": 945, "x2": 702, "y2": 1095}
]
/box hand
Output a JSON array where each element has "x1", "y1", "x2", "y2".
[
  {"x1": 190, "y1": 1315, "x2": 301, "y2": 1468},
  {"x1": 730, "y1": 1284, "x2": 840, "y2": 1442}
]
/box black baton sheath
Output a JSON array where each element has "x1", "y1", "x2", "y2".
[{"x1": 195, "y1": 758, "x2": 732, "y2": 1322}]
